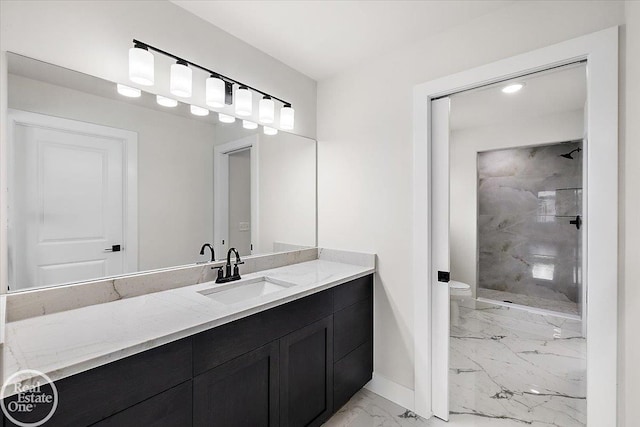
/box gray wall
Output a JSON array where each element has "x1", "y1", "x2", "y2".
[{"x1": 477, "y1": 142, "x2": 583, "y2": 314}]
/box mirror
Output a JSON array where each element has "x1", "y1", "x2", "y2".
[{"x1": 6, "y1": 53, "x2": 316, "y2": 292}]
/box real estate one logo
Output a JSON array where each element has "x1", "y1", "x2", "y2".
[{"x1": 1, "y1": 369, "x2": 58, "y2": 427}]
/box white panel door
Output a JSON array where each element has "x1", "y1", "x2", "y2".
[
  {"x1": 431, "y1": 97, "x2": 451, "y2": 420},
  {"x1": 11, "y1": 118, "x2": 125, "y2": 290}
]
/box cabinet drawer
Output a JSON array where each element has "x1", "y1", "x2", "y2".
[
  {"x1": 91, "y1": 381, "x2": 192, "y2": 427},
  {"x1": 4, "y1": 339, "x2": 192, "y2": 427},
  {"x1": 333, "y1": 275, "x2": 373, "y2": 312},
  {"x1": 193, "y1": 289, "x2": 332, "y2": 375},
  {"x1": 334, "y1": 297, "x2": 373, "y2": 361},
  {"x1": 333, "y1": 340, "x2": 373, "y2": 410}
]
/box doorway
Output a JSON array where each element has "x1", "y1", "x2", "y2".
[
  {"x1": 213, "y1": 135, "x2": 259, "y2": 259},
  {"x1": 445, "y1": 63, "x2": 587, "y2": 425},
  {"x1": 412, "y1": 28, "x2": 618, "y2": 426},
  {"x1": 228, "y1": 148, "x2": 252, "y2": 256}
]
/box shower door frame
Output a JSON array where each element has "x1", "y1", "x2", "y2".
[{"x1": 412, "y1": 27, "x2": 618, "y2": 425}]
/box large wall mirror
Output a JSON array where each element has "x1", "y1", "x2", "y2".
[{"x1": 6, "y1": 53, "x2": 316, "y2": 292}]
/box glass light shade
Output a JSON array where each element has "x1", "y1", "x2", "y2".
[
  {"x1": 190, "y1": 105, "x2": 209, "y2": 116},
  {"x1": 243, "y1": 120, "x2": 258, "y2": 130},
  {"x1": 128, "y1": 47, "x2": 154, "y2": 86},
  {"x1": 170, "y1": 62, "x2": 192, "y2": 98},
  {"x1": 156, "y1": 95, "x2": 177, "y2": 107},
  {"x1": 219, "y1": 113, "x2": 236, "y2": 124},
  {"x1": 235, "y1": 87, "x2": 252, "y2": 116},
  {"x1": 263, "y1": 126, "x2": 278, "y2": 136},
  {"x1": 116, "y1": 84, "x2": 141, "y2": 98},
  {"x1": 280, "y1": 105, "x2": 295, "y2": 130},
  {"x1": 258, "y1": 97, "x2": 275, "y2": 123},
  {"x1": 206, "y1": 76, "x2": 226, "y2": 108}
]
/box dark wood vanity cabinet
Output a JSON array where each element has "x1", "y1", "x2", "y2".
[{"x1": 4, "y1": 274, "x2": 373, "y2": 427}]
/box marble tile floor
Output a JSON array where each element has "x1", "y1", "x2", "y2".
[
  {"x1": 324, "y1": 388, "x2": 552, "y2": 427},
  {"x1": 450, "y1": 299, "x2": 586, "y2": 426},
  {"x1": 477, "y1": 287, "x2": 580, "y2": 316},
  {"x1": 325, "y1": 299, "x2": 586, "y2": 427}
]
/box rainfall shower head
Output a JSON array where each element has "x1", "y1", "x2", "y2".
[{"x1": 560, "y1": 147, "x2": 582, "y2": 159}]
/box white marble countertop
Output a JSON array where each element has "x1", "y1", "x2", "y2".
[{"x1": 3, "y1": 259, "x2": 374, "y2": 385}]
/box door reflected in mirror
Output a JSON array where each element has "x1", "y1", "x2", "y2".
[{"x1": 6, "y1": 53, "x2": 316, "y2": 292}]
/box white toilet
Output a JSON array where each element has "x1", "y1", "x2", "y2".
[{"x1": 450, "y1": 280, "x2": 472, "y2": 327}]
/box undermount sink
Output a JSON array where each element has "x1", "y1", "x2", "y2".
[{"x1": 198, "y1": 276, "x2": 296, "y2": 305}]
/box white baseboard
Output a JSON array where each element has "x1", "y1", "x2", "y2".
[{"x1": 364, "y1": 372, "x2": 415, "y2": 411}]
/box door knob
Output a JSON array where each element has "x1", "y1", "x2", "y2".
[{"x1": 104, "y1": 244, "x2": 122, "y2": 252}]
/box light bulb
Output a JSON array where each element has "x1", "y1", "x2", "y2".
[
  {"x1": 116, "y1": 84, "x2": 141, "y2": 98},
  {"x1": 219, "y1": 113, "x2": 236, "y2": 123},
  {"x1": 259, "y1": 96, "x2": 275, "y2": 123},
  {"x1": 206, "y1": 75, "x2": 226, "y2": 108},
  {"x1": 190, "y1": 105, "x2": 209, "y2": 116},
  {"x1": 502, "y1": 83, "x2": 524, "y2": 94},
  {"x1": 243, "y1": 120, "x2": 258, "y2": 130},
  {"x1": 280, "y1": 104, "x2": 295, "y2": 130},
  {"x1": 170, "y1": 61, "x2": 192, "y2": 98},
  {"x1": 235, "y1": 86, "x2": 252, "y2": 116},
  {"x1": 128, "y1": 45, "x2": 154, "y2": 86},
  {"x1": 263, "y1": 126, "x2": 278, "y2": 136},
  {"x1": 156, "y1": 95, "x2": 177, "y2": 107}
]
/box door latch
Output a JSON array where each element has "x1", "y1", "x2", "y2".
[{"x1": 438, "y1": 271, "x2": 450, "y2": 283}]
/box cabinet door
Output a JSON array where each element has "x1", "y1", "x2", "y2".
[
  {"x1": 193, "y1": 342, "x2": 279, "y2": 427},
  {"x1": 280, "y1": 316, "x2": 333, "y2": 427}
]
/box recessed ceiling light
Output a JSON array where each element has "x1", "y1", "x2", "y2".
[{"x1": 502, "y1": 83, "x2": 524, "y2": 94}]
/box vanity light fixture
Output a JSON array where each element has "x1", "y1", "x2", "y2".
[
  {"x1": 190, "y1": 105, "x2": 209, "y2": 116},
  {"x1": 502, "y1": 83, "x2": 524, "y2": 94},
  {"x1": 263, "y1": 126, "x2": 278, "y2": 136},
  {"x1": 219, "y1": 113, "x2": 236, "y2": 124},
  {"x1": 170, "y1": 60, "x2": 192, "y2": 98},
  {"x1": 156, "y1": 95, "x2": 177, "y2": 107},
  {"x1": 206, "y1": 74, "x2": 226, "y2": 108},
  {"x1": 243, "y1": 120, "x2": 258, "y2": 130},
  {"x1": 280, "y1": 104, "x2": 295, "y2": 130},
  {"x1": 259, "y1": 96, "x2": 275, "y2": 123},
  {"x1": 128, "y1": 40, "x2": 294, "y2": 128},
  {"x1": 117, "y1": 84, "x2": 141, "y2": 98},
  {"x1": 235, "y1": 86, "x2": 252, "y2": 116},
  {"x1": 128, "y1": 43, "x2": 154, "y2": 86}
]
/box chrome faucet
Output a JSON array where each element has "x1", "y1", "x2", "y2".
[{"x1": 216, "y1": 247, "x2": 244, "y2": 283}]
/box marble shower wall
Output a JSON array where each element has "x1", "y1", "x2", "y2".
[{"x1": 477, "y1": 141, "x2": 583, "y2": 314}]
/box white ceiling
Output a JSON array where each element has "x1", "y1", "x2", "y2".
[
  {"x1": 171, "y1": 0, "x2": 514, "y2": 80},
  {"x1": 450, "y1": 63, "x2": 587, "y2": 131}
]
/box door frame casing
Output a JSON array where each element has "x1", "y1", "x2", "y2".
[
  {"x1": 213, "y1": 135, "x2": 259, "y2": 258},
  {"x1": 6, "y1": 109, "x2": 139, "y2": 290},
  {"x1": 412, "y1": 26, "x2": 618, "y2": 425}
]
